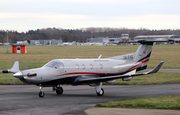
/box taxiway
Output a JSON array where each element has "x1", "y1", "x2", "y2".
[{"x1": 0, "y1": 84, "x2": 180, "y2": 115}]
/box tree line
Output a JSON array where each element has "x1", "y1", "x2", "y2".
[{"x1": 0, "y1": 27, "x2": 179, "y2": 43}]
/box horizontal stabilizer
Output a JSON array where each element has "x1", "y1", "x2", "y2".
[
  {"x1": 118, "y1": 39, "x2": 174, "y2": 44},
  {"x1": 138, "y1": 39, "x2": 174, "y2": 44}
]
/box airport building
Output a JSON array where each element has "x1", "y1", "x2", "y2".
[
  {"x1": 12, "y1": 44, "x2": 27, "y2": 53},
  {"x1": 87, "y1": 34, "x2": 130, "y2": 45},
  {"x1": 30, "y1": 39, "x2": 63, "y2": 45}
]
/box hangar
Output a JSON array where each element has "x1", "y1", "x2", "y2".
[
  {"x1": 87, "y1": 34, "x2": 130, "y2": 45},
  {"x1": 134, "y1": 35, "x2": 180, "y2": 43},
  {"x1": 30, "y1": 39, "x2": 63, "y2": 45}
]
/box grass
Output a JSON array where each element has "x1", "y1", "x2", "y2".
[
  {"x1": 0, "y1": 45, "x2": 180, "y2": 85},
  {"x1": 109, "y1": 72, "x2": 180, "y2": 85},
  {"x1": 0, "y1": 73, "x2": 24, "y2": 84},
  {"x1": 1, "y1": 45, "x2": 179, "y2": 110},
  {"x1": 95, "y1": 95, "x2": 180, "y2": 110},
  {"x1": 0, "y1": 45, "x2": 180, "y2": 69}
]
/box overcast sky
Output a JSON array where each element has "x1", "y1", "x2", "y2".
[{"x1": 0, "y1": 0, "x2": 180, "y2": 32}]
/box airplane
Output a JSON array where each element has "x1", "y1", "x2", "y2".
[{"x1": 2, "y1": 40, "x2": 170, "y2": 98}]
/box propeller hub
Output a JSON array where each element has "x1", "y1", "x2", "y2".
[{"x1": 13, "y1": 71, "x2": 23, "y2": 78}]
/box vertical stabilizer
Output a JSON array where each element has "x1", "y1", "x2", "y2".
[{"x1": 133, "y1": 41, "x2": 153, "y2": 71}]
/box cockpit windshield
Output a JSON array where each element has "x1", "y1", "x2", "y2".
[{"x1": 44, "y1": 61, "x2": 64, "y2": 69}]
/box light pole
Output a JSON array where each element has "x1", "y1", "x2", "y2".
[{"x1": 7, "y1": 30, "x2": 9, "y2": 54}]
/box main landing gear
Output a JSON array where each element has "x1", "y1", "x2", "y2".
[
  {"x1": 95, "y1": 82, "x2": 104, "y2": 96},
  {"x1": 53, "y1": 85, "x2": 63, "y2": 95},
  {"x1": 96, "y1": 88, "x2": 104, "y2": 96},
  {"x1": 38, "y1": 85, "x2": 63, "y2": 98}
]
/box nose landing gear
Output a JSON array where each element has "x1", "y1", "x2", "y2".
[{"x1": 39, "y1": 86, "x2": 45, "y2": 98}]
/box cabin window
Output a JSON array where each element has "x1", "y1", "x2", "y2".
[
  {"x1": 100, "y1": 64, "x2": 103, "y2": 69},
  {"x1": 75, "y1": 64, "x2": 79, "y2": 69},
  {"x1": 82, "y1": 64, "x2": 85, "y2": 69},
  {"x1": 90, "y1": 64, "x2": 93, "y2": 69}
]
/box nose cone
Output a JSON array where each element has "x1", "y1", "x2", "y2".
[{"x1": 13, "y1": 71, "x2": 23, "y2": 78}]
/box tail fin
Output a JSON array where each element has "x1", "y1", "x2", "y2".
[
  {"x1": 133, "y1": 41, "x2": 153, "y2": 71},
  {"x1": 133, "y1": 41, "x2": 153, "y2": 62},
  {"x1": 134, "y1": 40, "x2": 173, "y2": 71}
]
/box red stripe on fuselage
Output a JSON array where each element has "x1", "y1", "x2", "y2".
[
  {"x1": 126, "y1": 58, "x2": 149, "y2": 72},
  {"x1": 54, "y1": 58, "x2": 149, "y2": 77}
]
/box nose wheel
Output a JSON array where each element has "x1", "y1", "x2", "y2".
[
  {"x1": 39, "y1": 91, "x2": 45, "y2": 98},
  {"x1": 39, "y1": 86, "x2": 45, "y2": 98}
]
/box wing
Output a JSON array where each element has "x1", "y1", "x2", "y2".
[{"x1": 74, "y1": 61, "x2": 164, "y2": 84}]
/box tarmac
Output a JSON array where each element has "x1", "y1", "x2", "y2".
[
  {"x1": 1, "y1": 84, "x2": 180, "y2": 115},
  {"x1": 85, "y1": 108, "x2": 180, "y2": 115},
  {"x1": 84, "y1": 68, "x2": 180, "y2": 115},
  {"x1": 0, "y1": 69, "x2": 180, "y2": 115}
]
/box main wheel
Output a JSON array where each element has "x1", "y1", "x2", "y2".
[
  {"x1": 96, "y1": 88, "x2": 104, "y2": 96},
  {"x1": 39, "y1": 91, "x2": 45, "y2": 98},
  {"x1": 56, "y1": 87, "x2": 63, "y2": 95}
]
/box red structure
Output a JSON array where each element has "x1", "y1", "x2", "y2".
[{"x1": 12, "y1": 45, "x2": 27, "y2": 53}]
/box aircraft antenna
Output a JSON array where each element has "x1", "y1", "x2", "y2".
[{"x1": 98, "y1": 54, "x2": 102, "y2": 60}]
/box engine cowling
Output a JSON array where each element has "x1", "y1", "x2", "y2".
[{"x1": 122, "y1": 77, "x2": 132, "y2": 81}]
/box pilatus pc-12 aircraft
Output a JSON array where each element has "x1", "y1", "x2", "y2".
[{"x1": 2, "y1": 40, "x2": 170, "y2": 97}]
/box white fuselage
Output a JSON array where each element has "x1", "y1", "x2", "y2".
[{"x1": 20, "y1": 58, "x2": 136, "y2": 85}]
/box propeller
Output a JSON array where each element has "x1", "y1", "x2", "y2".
[
  {"x1": 2, "y1": 61, "x2": 20, "y2": 73},
  {"x1": 2, "y1": 61, "x2": 37, "y2": 79},
  {"x1": 13, "y1": 72, "x2": 37, "y2": 78}
]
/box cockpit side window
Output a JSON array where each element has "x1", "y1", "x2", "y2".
[
  {"x1": 45, "y1": 61, "x2": 64, "y2": 69},
  {"x1": 57, "y1": 62, "x2": 64, "y2": 69},
  {"x1": 45, "y1": 61, "x2": 57, "y2": 68}
]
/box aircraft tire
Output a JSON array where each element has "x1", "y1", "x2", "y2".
[
  {"x1": 39, "y1": 91, "x2": 45, "y2": 98},
  {"x1": 56, "y1": 87, "x2": 63, "y2": 95},
  {"x1": 96, "y1": 88, "x2": 104, "y2": 96}
]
